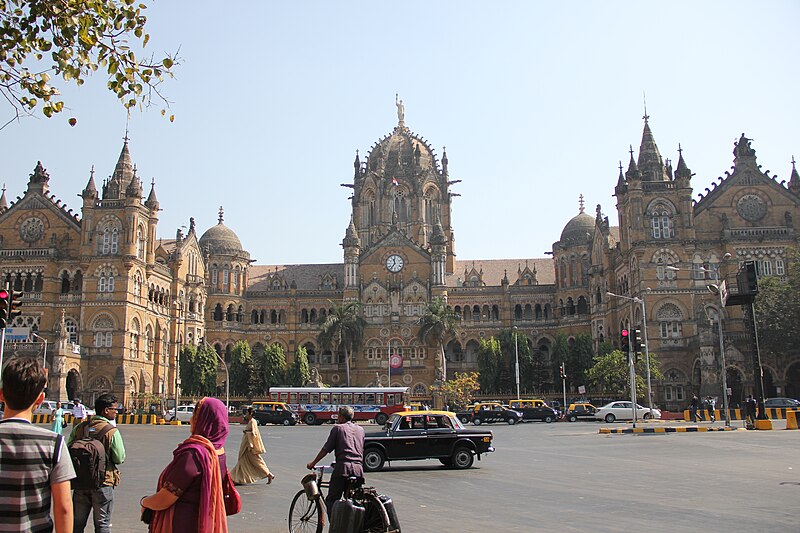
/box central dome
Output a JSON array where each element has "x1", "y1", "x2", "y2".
[
  {"x1": 366, "y1": 126, "x2": 439, "y2": 175},
  {"x1": 199, "y1": 208, "x2": 244, "y2": 255}
]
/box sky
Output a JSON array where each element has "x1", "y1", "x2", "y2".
[{"x1": 2, "y1": 1, "x2": 798, "y2": 266}]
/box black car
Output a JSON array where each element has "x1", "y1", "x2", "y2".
[
  {"x1": 250, "y1": 401, "x2": 299, "y2": 426},
  {"x1": 363, "y1": 411, "x2": 494, "y2": 471},
  {"x1": 508, "y1": 400, "x2": 559, "y2": 423},
  {"x1": 564, "y1": 403, "x2": 598, "y2": 422},
  {"x1": 470, "y1": 403, "x2": 523, "y2": 425}
]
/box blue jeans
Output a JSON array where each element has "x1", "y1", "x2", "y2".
[{"x1": 73, "y1": 486, "x2": 114, "y2": 533}]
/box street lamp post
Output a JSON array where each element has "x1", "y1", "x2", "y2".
[
  {"x1": 513, "y1": 326, "x2": 520, "y2": 399},
  {"x1": 32, "y1": 332, "x2": 47, "y2": 370},
  {"x1": 607, "y1": 292, "x2": 652, "y2": 418},
  {"x1": 707, "y1": 284, "x2": 731, "y2": 427}
]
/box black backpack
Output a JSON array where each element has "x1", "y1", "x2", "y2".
[{"x1": 68, "y1": 422, "x2": 116, "y2": 490}]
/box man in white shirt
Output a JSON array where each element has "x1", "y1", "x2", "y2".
[{"x1": 72, "y1": 398, "x2": 87, "y2": 427}]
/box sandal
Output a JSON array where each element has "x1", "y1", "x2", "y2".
[{"x1": 266, "y1": 473, "x2": 275, "y2": 484}]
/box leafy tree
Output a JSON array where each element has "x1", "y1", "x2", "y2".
[
  {"x1": 528, "y1": 348, "x2": 551, "y2": 394},
  {"x1": 0, "y1": 0, "x2": 178, "y2": 127},
  {"x1": 229, "y1": 340, "x2": 255, "y2": 398},
  {"x1": 566, "y1": 333, "x2": 595, "y2": 391},
  {"x1": 256, "y1": 343, "x2": 287, "y2": 394},
  {"x1": 418, "y1": 297, "x2": 461, "y2": 382},
  {"x1": 476, "y1": 337, "x2": 502, "y2": 394},
  {"x1": 436, "y1": 372, "x2": 480, "y2": 410},
  {"x1": 754, "y1": 248, "x2": 800, "y2": 357},
  {"x1": 287, "y1": 346, "x2": 311, "y2": 387},
  {"x1": 179, "y1": 344, "x2": 217, "y2": 397},
  {"x1": 587, "y1": 350, "x2": 664, "y2": 399},
  {"x1": 318, "y1": 300, "x2": 366, "y2": 387},
  {"x1": 597, "y1": 339, "x2": 615, "y2": 356}
]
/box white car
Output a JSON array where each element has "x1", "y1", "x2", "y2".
[
  {"x1": 34, "y1": 401, "x2": 94, "y2": 417},
  {"x1": 167, "y1": 404, "x2": 195, "y2": 422},
  {"x1": 593, "y1": 401, "x2": 661, "y2": 423}
]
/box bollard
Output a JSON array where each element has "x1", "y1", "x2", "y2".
[{"x1": 786, "y1": 410, "x2": 799, "y2": 430}]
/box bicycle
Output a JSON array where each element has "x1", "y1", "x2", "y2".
[{"x1": 288, "y1": 465, "x2": 400, "y2": 533}]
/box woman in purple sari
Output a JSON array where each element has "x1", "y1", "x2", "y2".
[{"x1": 140, "y1": 397, "x2": 231, "y2": 532}]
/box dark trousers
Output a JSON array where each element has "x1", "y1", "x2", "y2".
[
  {"x1": 325, "y1": 475, "x2": 348, "y2": 518},
  {"x1": 73, "y1": 486, "x2": 114, "y2": 533}
]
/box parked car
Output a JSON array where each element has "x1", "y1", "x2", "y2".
[
  {"x1": 470, "y1": 402, "x2": 523, "y2": 425},
  {"x1": 593, "y1": 401, "x2": 661, "y2": 423},
  {"x1": 454, "y1": 404, "x2": 476, "y2": 424},
  {"x1": 167, "y1": 404, "x2": 195, "y2": 422},
  {"x1": 564, "y1": 403, "x2": 597, "y2": 422},
  {"x1": 764, "y1": 397, "x2": 800, "y2": 409},
  {"x1": 508, "y1": 399, "x2": 559, "y2": 423},
  {"x1": 363, "y1": 410, "x2": 494, "y2": 471},
  {"x1": 34, "y1": 401, "x2": 94, "y2": 417},
  {"x1": 250, "y1": 401, "x2": 298, "y2": 426}
]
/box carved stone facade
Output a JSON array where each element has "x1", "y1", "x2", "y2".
[{"x1": 1, "y1": 113, "x2": 798, "y2": 410}]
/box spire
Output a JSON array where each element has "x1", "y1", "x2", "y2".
[
  {"x1": 342, "y1": 216, "x2": 360, "y2": 247},
  {"x1": 218, "y1": 206, "x2": 224, "y2": 224},
  {"x1": 430, "y1": 213, "x2": 446, "y2": 244},
  {"x1": 82, "y1": 166, "x2": 97, "y2": 199},
  {"x1": 637, "y1": 117, "x2": 666, "y2": 181},
  {"x1": 625, "y1": 145, "x2": 641, "y2": 182},
  {"x1": 125, "y1": 164, "x2": 143, "y2": 198},
  {"x1": 615, "y1": 160, "x2": 626, "y2": 195},
  {"x1": 442, "y1": 146, "x2": 448, "y2": 175},
  {"x1": 0, "y1": 184, "x2": 7, "y2": 211},
  {"x1": 674, "y1": 143, "x2": 692, "y2": 180},
  {"x1": 789, "y1": 155, "x2": 800, "y2": 195},
  {"x1": 145, "y1": 178, "x2": 159, "y2": 209},
  {"x1": 578, "y1": 194, "x2": 585, "y2": 214},
  {"x1": 353, "y1": 149, "x2": 361, "y2": 179},
  {"x1": 112, "y1": 135, "x2": 134, "y2": 187}
]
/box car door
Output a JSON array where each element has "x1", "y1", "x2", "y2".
[
  {"x1": 425, "y1": 414, "x2": 456, "y2": 458},
  {"x1": 386, "y1": 414, "x2": 428, "y2": 459}
]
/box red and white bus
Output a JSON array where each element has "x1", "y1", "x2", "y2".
[{"x1": 268, "y1": 386, "x2": 409, "y2": 425}]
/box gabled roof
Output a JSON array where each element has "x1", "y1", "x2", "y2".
[{"x1": 447, "y1": 258, "x2": 555, "y2": 287}]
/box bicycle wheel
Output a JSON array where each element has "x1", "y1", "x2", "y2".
[
  {"x1": 362, "y1": 492, "x2": 394, "y2": 533},
  {"x1": 288, "y1": 490, "x2": 325, "y2": 533}
]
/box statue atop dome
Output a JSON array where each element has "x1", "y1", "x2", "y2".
[{"x1": 396, "y1": 93, "x2": 405, "y2": 126}]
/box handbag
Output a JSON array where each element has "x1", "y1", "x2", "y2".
[
  {"x1": 223, "y1": 471, "x2": 242, "y2": 516},
  {"x1": 140, "y1": 507, "x2": 153, "y2": 524}
]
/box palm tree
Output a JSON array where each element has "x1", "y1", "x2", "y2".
[
  {"x1": 418, "y1": 297, "x2": 461, "y2": 382},
  {"x1": 317, "y1": 300, "x2": 366, "y2": 386}
]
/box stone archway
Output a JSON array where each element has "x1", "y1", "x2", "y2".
[
  {"x1": 726, "y1": 367, "x2": 745, "y2": 409},
  {"x1": 785, "y1": 362, "x2": 800, "y2": 399},
  {"x1": 66, "y1": 369, "x2": 82, "y2": 400}
]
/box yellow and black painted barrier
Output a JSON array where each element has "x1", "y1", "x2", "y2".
[
  {"x1": 600, "y1": 426, "x2": 741, "y2": 434},
  {"x1": 683, "y1": 408, "x2": 795, "y2": 422},
  {"x1": 31, "y1": 413, "x2": 159, "y2": 424},
  {"x1": 786, "y1": 410, "x2": 799, "y2": 430}
]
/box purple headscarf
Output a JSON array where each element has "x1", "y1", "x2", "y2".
[{"x1": 192, "y1": 397, "x2": 229, "y2": 448}]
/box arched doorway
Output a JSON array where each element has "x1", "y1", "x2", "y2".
[
  {"x1": 785, "y1": 362, "x2": 800, "y2": 399},
  {"x1": 726, "y1": 367, "x2": 745, "y2": 409},
  {"x1": 66, "y1": 369, "x2": 82, "y2": 400},
  {"x1": 761, "y1": 368, "x2": 777, "y2": 398}
]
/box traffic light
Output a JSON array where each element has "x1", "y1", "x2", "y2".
[
  {"x1": 620, "y1": 329, "x2": 629, "y2": 352},
  {"x1": 8, "y1": 290, "x2": 23, "y2": 322},
  {"x1": 631, "y1": 328, "x2": 642, "y2": 354},
  {"x1": 737, "y1": 261, "x2": 758, "y2": 296},
  {"x1": 0, "y1": 289, "x2": 9, "y2": 329},
  {"x1": 559, "y1": 363, "x2": 566, "y2": 379}
]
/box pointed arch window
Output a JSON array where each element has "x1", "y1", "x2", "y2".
[
  {"x1": 100, "y1": 225, "x2": 120, "y2": 255},
  {"x1": 657, "y1": 303, "x2": 683, "y2": 338},
  {"x1": 648, "y1": 202, "x2": 676, "y2": 239}
]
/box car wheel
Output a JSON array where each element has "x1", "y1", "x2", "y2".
[
  {"x1": 472, "y1": 417, "x2": 482, "y2": 426},
  {"x1": 459, "y1": 416, "x2": 470, "y2": 424},
  {"x1": 283, "y1": 419, "x2": 291, "y2": 426},
  {"x1": 452, "y1": 447, "x2": 474, "y2": 469},
  {"x1": 375, "y1": 413, "x2": 388, "y2": 426},
  {"x1": 605, "y1": 413, "x2": 616, "y2": 423},
  {"x1": 544, "y1": 416, "x2": 553, "y2": 423},
  {"x1": 643, "y1": 413, "x2": 652, "y2": 420},
  {"x1": 363, "y1": 448, "x2": 386, "y2": 472},
  {"x1": 304, "y1": 413, "x2": 317, "y2": 425},
  {"x1": 507, "y1": 417, "x2": 516, "y2": 425},
  {"x1": 568, "y1": 415, "x2": 577, "y2": 422}
]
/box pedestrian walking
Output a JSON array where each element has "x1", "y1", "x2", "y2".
[
  {"x1": 690, "y1": 394, "x2": 699, "y2": 422},
  {"x1": 140, "y1": 397, "x2": 236, "y2": 532},
  {"x1": 68, "y1": 393, "x2": 126, "y2": 533},
  {"x1": 745, "y1": 395, "x2": 757, "y2": 429},
  {"x1": 72, "y1": 398, "x2": 87, "y2": 427},
  {"x1": 51, "y1": 401, "x2": 66, "y2": 434},
  {"x1": 0, "y1": 357, "x2": 75, "y2": 533},
  {"x1": 306, "y1": 405, "x2": 365, "y2": 517},
  {"x1": 706, "y1": 396, "x2": 716, "y2": 422},
  {"x1": 230, "y1": 407, "x2": 274, "y2": 485}
]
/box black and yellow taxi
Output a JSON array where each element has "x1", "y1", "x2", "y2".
[
  {"x1": 363, "y1": 410, "x2": 495, "y2": 471},
  {"x1": 469, "y1": 402, "x2": 523, "y2": 425},
  {"x1": 564, "y1": 402, "x2": 597, "y2": 422},
  {"x1": 250, "y1": 401, "x2": 299, "y2": 426},
  {"x1": 508, "y1": 399, "x2": 559, "y2": 423}
]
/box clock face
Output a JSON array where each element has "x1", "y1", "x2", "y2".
[{"x1": 386, "y1": 254, "x2": 404, "y2": 273}]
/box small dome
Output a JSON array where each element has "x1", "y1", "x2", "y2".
[
  {"x1": 559, "y1": 211, "x2": 595, "y2": 246},
  {"x1": 199, "y1": 207, "x2": 244, "y2": 255}
]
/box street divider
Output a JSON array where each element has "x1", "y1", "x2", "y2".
[
  {"x1": 786, "y1": 410, "x2": 799, "y2": 430},
  {"x1": 32, "y1": 413, "x2": 159, "y2": 424},
  {"x1": 684, "y1": 408, "x2": 793, "y2": 422},
  {"x1": 600, "y1": 426, "x2": 741, "y2": 434}
]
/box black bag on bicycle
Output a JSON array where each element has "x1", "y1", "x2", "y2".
[
  {"x1": 330, "y1": 498, "x2": 365, "y2": 533},
  {"x1": 364, "y1": 493, "x2": 401, "y2": 532}
]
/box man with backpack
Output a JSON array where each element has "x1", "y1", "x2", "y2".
[
  {"x1": 67, "y1": 393, "x2": 125, "y2": 533},
  {"x1": 0, "y1": 357, "x2": 75, "y2": 533}
]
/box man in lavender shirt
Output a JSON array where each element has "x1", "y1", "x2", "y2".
[{"x1": 307, "y1": 405, "x2": 365, "y2": 515}]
